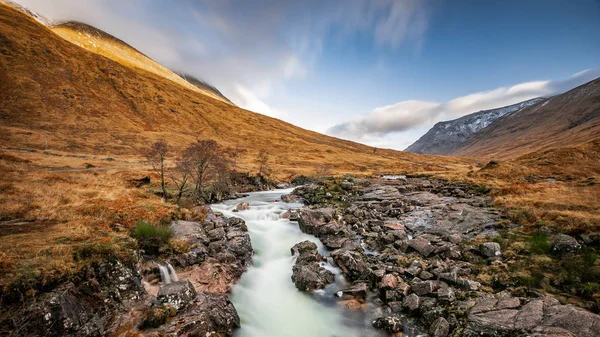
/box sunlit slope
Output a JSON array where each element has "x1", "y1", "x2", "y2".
[
  {"x1": 0, "y1": 4, "x2": 470, "y2": 177},
  {"x1": 52, "y1": 21, "x2": 230, "y2": 104}
]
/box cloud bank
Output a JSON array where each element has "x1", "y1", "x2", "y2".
[{"x1": 328, "y1": 68, "x2": 600, "y2": 145}]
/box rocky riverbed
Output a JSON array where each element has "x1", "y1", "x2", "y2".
[{"x1": 287, "y1": 176, "x2": 600, "y2": 336}]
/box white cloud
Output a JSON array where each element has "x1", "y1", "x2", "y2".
[
  {"x1": 233, "y1": 84, "x2": 286, "y2": 119},
  {"x1": 328, "y1": 68, "x2": 600, "y2": 148}
]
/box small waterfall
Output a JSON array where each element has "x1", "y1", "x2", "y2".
[
  {"x1": 158, "y1": 265, "x2": 171, "y2": 284},
  {"x1": 167, "y1": 263, "x2": 179, "y2": 282}
]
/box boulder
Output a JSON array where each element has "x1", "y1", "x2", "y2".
[
  {"x1": 157, "y1": 293, "x2": 240, "y2": 336},
  {"x1": 372, "y1": 315, "x2": 403, "y2": 333},
  {"x1": 552, "y1": 234, "x2": 581, "y2": 254},
  {"x1": 408, "y1": 237, "x2": 435, "y2": 257},
  {"x1": 337, "y1": 283, "x2": 368, "y2": 301},
  {"x1": 429, "y1": 317, "x2": 450, "y2": 337},
  {"x1": 332, "y1": 249, "x2": 371, "y2": 282},
  {"x1": 403, "y1": 293, "x2": 420, "y2": 312},
  {"x1": 291, "y1": 263, "x2": 335, "y2": 291},
  {"x1": 480, "y1": 242, "x2": 502, "y2": 258},
  {"x1": 233, "y1": 202, "x2": 249, "y2": 212},
  {"x1": 155, "y1": 280, "x2": 197, "y2": 311},
  {"x1": 281, "y1": 194, "x2": 301, "y2": 203}
]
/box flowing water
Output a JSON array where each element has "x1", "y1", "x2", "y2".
[{"x1": 212, "y1": 189, "x2": 384, "y2": 337}]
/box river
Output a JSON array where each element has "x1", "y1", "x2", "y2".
[{"x1": 211, "y1": 188, "x2": 385, "y2": 337}]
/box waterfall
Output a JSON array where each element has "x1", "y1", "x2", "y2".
[
  {"x1": 158, "y1": 265, "x2": 171, "y2": 284},
  {"x1": 167, "y1": 263, "x2": 179, "y2": 282}
]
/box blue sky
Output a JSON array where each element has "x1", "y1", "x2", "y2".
[{"x1": 17, "y1": 0, "x2": 600, "y2": 149}]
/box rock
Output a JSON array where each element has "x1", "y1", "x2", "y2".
[
  {"x1": 373, "y1": 315, "x2": 403, "y2": 333},
  {"x1": 291, "y1": 263, "x2": 335, "y2": 291},
  {"x1": 479, "y1": 242, "x2": 502, "y2": 258},
  {"x1": 207, "y1": 227, "x2": 226, "y2": 241},
  {"x1": 359, "y1": 185, "x2": 402, "y2": 201},
  {"x1": 429, "y1": 317, "x2": 450, "y2": 337},
  {"x1": 456, "y1": 278, "x2": 481, "y2": 291},
  {"x1": 380, "y1": 274, "x2": 398, "y2": 290},
  {"x1": 340, "y1": 181, "x2": 354, "y2": 191},
  {"x1": 536, "y1": 304, "x2": 600, "y2": 337},
  {"x1": 233, "y1": 202, "x2": 249, "y2": 212},
  {"x1": 291, "y1": 240, "x2": 319, "y2": 258},
  {"x1": 403, "y1": 293, "x2": 420, "y2": 312},
  {"x1": 447, "y1": 234, "x2": 463, "y2": 244},
  {"x1": 437, "y1": 287, "x2": 455, "y2": 303},
  {"x1": 332, "y1": 249, "x2": 371, "y2": 282},
  {"x1": 408, "y1": 237, "x2": 435, "y2": 257},
  {"x1": 157, "y1": 292, "x2": 240, "y2": 336},
  {"x1": 411, "y1": 280, "x2": 441, "y2": 296},
  {"x1": 337, "y1": 283, "x2": 368, "y2": 300},
  {"x1": 552, "y1": 234, "x2": 581, "y2": 254},
  {"x1": 155, "y1": 280, "x2": 197, "y2": 311},
  {"x1": 281, "y1": 194, "x2": 301, "y2": 203},
  {"x1": 514, "y1": 300, "x2": 544, "y2": 330}
]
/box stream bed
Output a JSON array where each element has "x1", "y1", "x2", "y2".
[{"x1": 212, "y1": 189, "x2": 385, "y2": 337}]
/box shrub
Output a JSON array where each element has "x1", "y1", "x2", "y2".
[
  {"x1": 139, "y1": 306, "x2": 177, "y2": 329},
  {"x1": 132, "y1": 220, "x2": 173, "y2": 255},
  {"x1": 529, "y1": 231, "x2": 552, "y2": 254}
]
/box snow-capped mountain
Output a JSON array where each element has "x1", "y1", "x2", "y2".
[{"x1": 405, "y1": 98, "x2": 544, "y2": 155}]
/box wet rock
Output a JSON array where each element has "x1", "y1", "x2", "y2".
[
  {"x1": 155, "y1": 280, "x2": 197, "y2": 311},
  {"x1": 552, "y1": 234, "x2": 581, "y2": 254},
  {"x1": 429, "y1": 317, "x2": 450, "y2": 337},
  {"x1": 332, "y1": 248, "x2": 371, "y2": 282},
  {"x1": 408, "y1": 237, "x2": 435, "y2": 257},
  {"x1": 207, "y1": 227, "x2": 226, "y2": 241},
  {"x1": 233, "y1": 202, "x2": 249, "y2": 212},
  {"x1": 480, "y1": 242, "x2": 502, "y2": 258},
  {"x1": 373, "y1": 315, "x2": 403, "y2": 333},
  {"x1": 337, "y1": 283, "x2": 368, "y2": 301},
  {"x1": 290, "y1": 241, "x2": 334, "y2": 291},
  {"x1": 281, "y1": 194, "x2": 301, "y2": 203}
]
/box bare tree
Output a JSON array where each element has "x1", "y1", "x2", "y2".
[
  {"x1": 168, "y1": 152, "x2": 193, "y2": 204},
  {"x1": 185, "y1": 139, "x2": 223, "y2": 201},
  {"x1": 256, "y1": 149, "x2": 271, "y2": 177},
  {"x1": 144, "y1": 141, "x2": 169, "y2": 200}
]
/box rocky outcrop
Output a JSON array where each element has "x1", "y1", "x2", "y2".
[
  {"x1": 298, "y1": 208, "x2": 354, "y2": 249},
  {"x1": 552, "y1": 234, "x2": 582, "y2": 254},
  {"x1": 155, "y1": 280, "x2": 197, "y2": 311},
  {"x1": 464, "y1": 294, "x2": 600, "y2": 337},
  {"x1": 290, "y1": 241, "x2": 334, "y2": 291},
  {"x1": 14, "y1": 261, "x2": 144, "y2": 337},
  {"x1": 153, "y1": 293, "x2": 240, "y2": 336}
]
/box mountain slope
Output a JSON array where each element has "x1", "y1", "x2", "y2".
[
  {"x1": 405, "y1": 98, "x2": 543, "y2": 155},
  {"x1": 51, "y1": 21, "x2": 231, "y2": 104},
  {"x1": 0, "y1": 3, "x2": 467, "y2": 177},
  {"x1": 452, "y1": 78, "x2": 600, "y2": 159}
]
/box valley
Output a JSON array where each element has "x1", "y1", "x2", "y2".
[{"x1": 1, "y1": 1, "x2": 600, "y2": 337}]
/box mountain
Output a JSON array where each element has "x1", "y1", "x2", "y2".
[
  {"x1": 0, "y1": 3, "x2": 467, "y2": 177},
  {"x1": 452, "y1": 77, "x2": 600, "y2": 158},
  {"x1": 176, "y1": 72, "x2": 232, "y2": 104},
  {"x1": 405, "y1": 98, "x2": 544, "y2": 155},
  {"x1": 50, "y1": 21, "x2": 231, "y2": 104}
]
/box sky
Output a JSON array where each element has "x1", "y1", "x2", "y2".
[{"x1": 15, "y1": 0, "x2": 600, "y2": 150}]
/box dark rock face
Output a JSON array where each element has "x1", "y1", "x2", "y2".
[
  {"x1": 430, "y1": 317, "x2": 450, "y2": 337},
  {"x1": 290, "y1": 241, "x2": 334, "y2": 291},
  {"x1": 372, "y1": 315, "x2": 403, "y2": 333},
  {"x1": 16, "y1": 261, "x2": 145, "y2": 337},
  {"x1": 331, "y1": 248, "x2": 371, "y2": 282}
]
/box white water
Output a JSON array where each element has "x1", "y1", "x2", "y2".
[
  {"x1": 167, "y1": 263, "x2": 179, "y2": 282},
  {"x1": 158, "y1": 265, "x2": 171, "y2": 284},
  {"x1": 212, "y1": 189, "x2": 384, "y2": 337}
]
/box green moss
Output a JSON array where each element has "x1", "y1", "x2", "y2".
[{"x1": 529, "y1": 230, "x2": 552, "y2": 254}]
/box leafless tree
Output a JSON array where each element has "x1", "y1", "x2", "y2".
[
  {"x1": 168, "y1": 152, "x2": 193, "y2": 204},
  {"x1": 144, "y1": 141, "x2": 169, "y2": 200},
  {"x1": 185, "y1": 139, "x2": 232, "y2": 201}
]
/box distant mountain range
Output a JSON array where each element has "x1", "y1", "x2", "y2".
[
  {"x1": 405, "y1": 98, "x2": 544, "y2": 155},
  {"x1": 406, "y1": 77, "x2": 600, "y2": 159}
]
